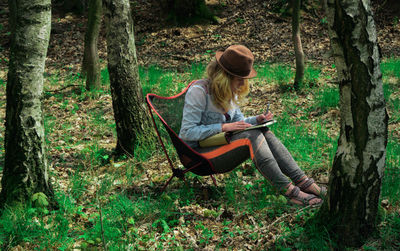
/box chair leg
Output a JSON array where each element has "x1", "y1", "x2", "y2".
[
  {"x1": 160, "y1": 175, "x2": 175, "y2": 193},
  {"x1": 161, "y1": 163, "x2": 215, "y2": 192},
  {"x1": 210, "y1": 174, "x2": 217, "y2": 186},
  {"x1": 182, "y1": 162, "x2": 202, "y2": 174},
  {"x1": 161, "y1": 168, "x2": 187, "y2": 193}
]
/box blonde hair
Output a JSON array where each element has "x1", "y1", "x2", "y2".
[{"x1": 206, "y1": 60, "x2": 249, "y2": 112}]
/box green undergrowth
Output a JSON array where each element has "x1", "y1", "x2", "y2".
[
  {"x1": 0, "y1": 58, "x2": 399, "y2": 249},
  {"x1": 381, "y1": 136, "x2": 400, "y2": 203},
  {"x1": 273, "y1": 135, "x2": 400, "y2": 251},
  {"x1": 255, "y1": 63, "x2": 323, "y2": 91},
  {"x1": 381, "y1": 57, "x2": 400, "y2": 79},
  {"x1": 140, "y1": 63, "x2": 206, "y2": 97}
]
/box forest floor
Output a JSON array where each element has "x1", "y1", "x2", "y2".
[{"x1": 0, "y1": 0, "x2": 399, "y2": 250}]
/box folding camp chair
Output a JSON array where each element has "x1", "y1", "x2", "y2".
[{"x1": 146, "y1": 80, "x2": 218, "y2": 192}]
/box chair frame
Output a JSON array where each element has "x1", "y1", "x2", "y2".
[{"x1": 146, "y1": 81, "x2": 217, "y2": 192}]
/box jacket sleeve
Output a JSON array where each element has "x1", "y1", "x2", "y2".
[
  {"x1": 179, "y1": 85, "x2": 222, "y2": 141},
  {"x1": 231, "y1": 107, "x2": 258, "y2": 125}
]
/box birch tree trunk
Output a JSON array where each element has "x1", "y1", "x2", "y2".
[
  {"x1": 82, "y1": 0, "x2": 102, "y2": 91},
  {"x1": 292, "y1": 0, "x2": 305, "y2": 91},
  {"x1": 0, "y1": 0, "x2": 53, "y2": 207},
  {"x1": 103, "y1": 0, "x2": 153, "y2": 156},
  {"x1": 320, "y1": 0, "x2": 389, "y2": 247}
]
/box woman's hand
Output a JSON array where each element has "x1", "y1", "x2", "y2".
[
  {"x1": 256, "y1": 111, "x2": 274, "y2": 124},
  {"x1": 222, "y1": 121, "x2": 252, "y2": 132}
]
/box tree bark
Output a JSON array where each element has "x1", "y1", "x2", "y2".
[
  {"x1": 319, "y1": 0, "x2": 388, "y2": 247},
  {"x1": 82, "y1": 0, "x2": 102, "y2": 91},
  {"x1": 103, "y1": 0, "x2": 153, "y2": 156},
  {"x1": 292, "y1": 0, "x2": 305, "y2": 91},
  {"x1": 0, "y1": 0, "x2": 53, "y2": 207}
]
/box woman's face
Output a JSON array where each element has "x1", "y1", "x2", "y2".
[{"x1": 230, "y1": 76, "x2": 245, "y2": 93}]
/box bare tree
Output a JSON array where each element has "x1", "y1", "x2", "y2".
[
  {"x1": 103, "y1": 0, "x2": 153, "y2": 156},
  {"x1": 292, "y1": 0, "x2": 305, "y2": 91},
  {"x1": 82, "y1": 0, "x2": 102, "y2": 90},
  {"x1": 0, "y1": 0, "x2": 53, "y2": 207},
  {"x1": 319, "y1": 0, "x2": 389, "y2": 247}
]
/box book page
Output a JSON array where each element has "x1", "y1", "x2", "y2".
[{"x1": 232, "y1": 120, "x2": 277, "y2": 134}]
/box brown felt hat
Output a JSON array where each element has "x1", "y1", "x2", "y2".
[{"x1": 215, "y1": 45, "x2": 257, "y2": 79}]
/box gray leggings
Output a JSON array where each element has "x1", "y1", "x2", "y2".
[{"x1": 195, "y1": 129, "x2": 305, "y2": 192}]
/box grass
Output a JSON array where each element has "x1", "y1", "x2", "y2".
[
  {"x1": 140, "y1": 65, "x2": 188, "y2": 97},
  {"x1": 255, "y1": 62, "x2": 293, "y2": 91},
  {"x1": 255, "y1": 63, "x2": 323, "y2": 91},
  {"x1": 310, "y1": 86, "x2": 340, "y2": 115},
  {"x1": 272, "y1": 111, "x2": 336, "y2": 170},
  {"x1": 381, "y1": 57, "x2": 400, "y2": 79},
  {"x1": 0, "y1": 59, "x2": 399, "y2": 250},
  {"x1": 381, "y1": 136, "x2": 400, "y2": 203},
  {"x1": 304, "y1": 65, "x2": 322, "y2": 86}
]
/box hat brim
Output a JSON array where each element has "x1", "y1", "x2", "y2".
[{"x1": 215, "y1": 50, "x2": 257, "y2": 79}]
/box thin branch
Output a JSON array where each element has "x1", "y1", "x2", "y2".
[
  {"x1": 252, "y1": 205, "x2": 316, "y2": 248},
  {"x1": 264, "y1": 205, "x2": 312, "y2": 231}
]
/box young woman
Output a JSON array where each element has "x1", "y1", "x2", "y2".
[{"x1": 179, "y1": 45, "x2": 326, "y2": 206}]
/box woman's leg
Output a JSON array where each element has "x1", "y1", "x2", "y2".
[
  {"x1": 263, "y1": 130, "x2": 305, "y2": 183},
  {"x1": 264, "y1": 131, "x2": 325, "y2": 197},
  {"x1": 196, "y1": 129, "x2": 321, "y2": 205},
  {"x1": 197, "y1": 130, "x2": 295, "y2": 191},
  {"x1": 296, "y1": 176, "x2": 326, "y2": 197}
]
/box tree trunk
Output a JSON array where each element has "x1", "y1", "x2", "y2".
[
  {"x1": 0, "y1": 0, "x2": 53, "y2": 207},
  {"x1": 319, "y1": 0, "x2": 389, "y2": 247},
  {"x1": 292, "y1": 0, "x2": 305, "y2": 91},
  {"x1": 82, "y1": 0, "x2": 102, "y2": 91},
  {"x1": 103, "y1": 0, "x2": 153, "y2": 156}
]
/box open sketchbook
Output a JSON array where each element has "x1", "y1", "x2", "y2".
[{"x1": 199, "y1": 120, "x2": 277, "y2": 148}]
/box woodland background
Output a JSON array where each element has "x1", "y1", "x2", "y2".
[{"x1": 0, "y1": 0, "x2": 399, "y2": 250}]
